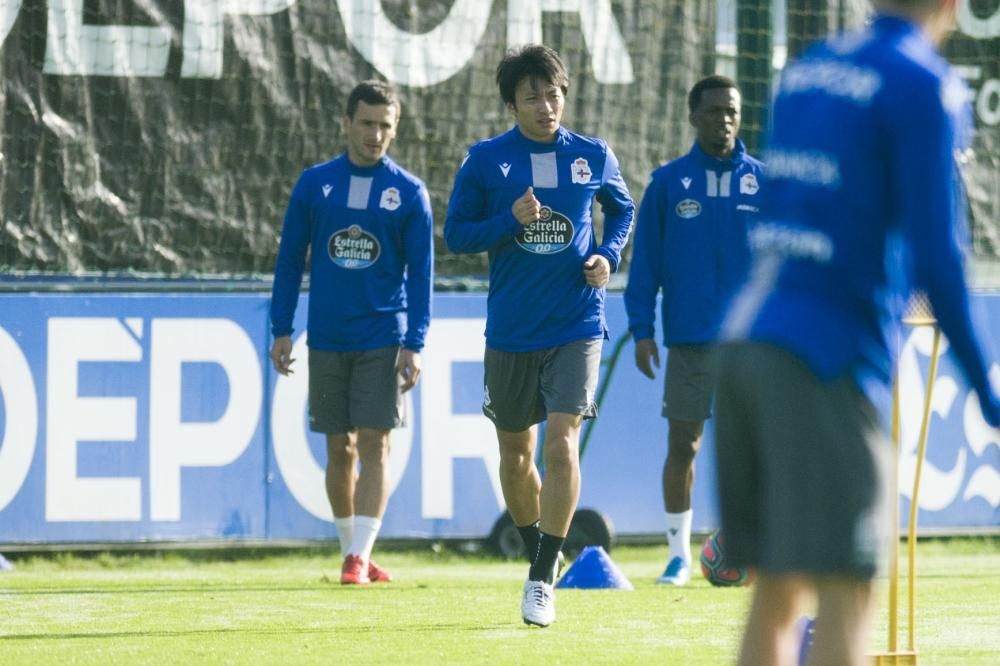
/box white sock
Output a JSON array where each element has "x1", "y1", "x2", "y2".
[
  {"x1": 349, "y1": 515, "x2": 382, "y2": 561},
  {"x1": 334, "y1": 516, "x2": 354, "y2": 558},
  {"x1": 666, "y1": 510, "x2": 693, "y2": 563}
]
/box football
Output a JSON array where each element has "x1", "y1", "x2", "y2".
[{"x1": 699, "y1": 531, "x2": 754, "y2": 587}]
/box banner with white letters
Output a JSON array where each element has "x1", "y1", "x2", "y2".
[
  {"x1": 4, "y1": 1, "x2": 996, "y2": 276},
  {"x1": 0, "y1": 291, "x2": 997, "y2": 544}
]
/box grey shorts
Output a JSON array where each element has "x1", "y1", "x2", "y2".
[
  {"x1": 663, "y1": 344, "x2": 716, "y2": 421},
  {"x1": 714, "y1": 342, "x2": 889, "y2": 579},
  {"x1": 482, "y1": 338, "x2": 603, "y2": 432},
  {"x1": 308, "y1": 346, "x2": 405, "y2": 434}
]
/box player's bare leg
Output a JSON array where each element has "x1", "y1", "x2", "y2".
[
  {"x1": 659, "y1": 418, "x2": 703, "y2": 584},
  {"x1": 513, "y1": 413, "x2": 581, "y2": 627},
  {"x1": 738, "y1": 573, "x2": 809, "y2": 666},
  {"x1": 346, "y1": 428, "x2": 392, "y2": 582},
  {"x1": 326, "y1": 432, "x2": 358, "y2": 516},
  {"x1": 538, "y1": 412, "x2": 582, "y2": 537},
  {"x1": 663, "y1": 418, "x2": 704, "y2": 512},
  {"x1": 354, "y1": 428, "x2": 391, "y2": 519},
  {"x1": 326, "y1": 433, "x2": 358, "y2": 557},
  {"x1": 497, "y1": 426, "x2": 541, "y2": 527},
  {"x1": 808, "y1": 577, "x2": 875, "y2": 666}
]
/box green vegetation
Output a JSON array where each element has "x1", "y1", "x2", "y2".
[{"x1": 1, "y1": 539, "x2": 997, "y2": 664}]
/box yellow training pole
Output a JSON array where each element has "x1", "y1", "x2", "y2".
[
  {"x1": 888, "y1": 379, "x2": 901, "y2": 655},
  {"x1": 873, "y1": 298, "x2": 936, "y2": 666},
  {"x1": 905, "y1": 327, "x2": 941, "y2": 653}
]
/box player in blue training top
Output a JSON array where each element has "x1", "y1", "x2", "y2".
[
  {"x1": 715, "y1": 0, "x2": 1000, "y2": 663},
  {"x1": 625, "y1": 75, "x2": 764, "y2": 587},
  {"x1": 270, "y1": 80, "x2": 433, "y2": 587},
  {"x1": 445, "y1": 45, "x2": 634, "y2": 627}
]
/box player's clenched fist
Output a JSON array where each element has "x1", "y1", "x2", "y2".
[
  {"x1": 512, "y1": 186, "x2": 542, "y2": 226},
  {"x1": 583, "y1": 254, "x2": 610, "y2": 288}
]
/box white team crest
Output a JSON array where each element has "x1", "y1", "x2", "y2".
[
  {"x1": 322, "y1": 184, "x2": 332, "y2": 198},
  {"x1": 681, "y1": 177, "x2": 692, "y2": 190},
  {"x1": 571, "y1": 157, "x2": 592, "y2": 184},
  {"x1": 740, "y1": 173, "x2": 759, "y2": 195},
  {"x1": 499, "y1": 162, "x2": 512, "y2": 177},
  {"x1": 379, "y1": 187, "x2": 402, "y2": 211}
]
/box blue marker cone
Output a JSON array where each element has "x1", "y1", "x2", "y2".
[{"x1": 555, "y1": 545, "x2": 633, "y2": 590}]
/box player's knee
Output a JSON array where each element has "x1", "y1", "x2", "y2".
[{"x1": 356, "y1": 429, "x2": 391, "y2": 465}]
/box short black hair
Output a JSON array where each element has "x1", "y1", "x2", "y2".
[
  {"x1": 688, "y1": 75, "x2": 739, "y2": 114},
  {"x1": 345, "y1": 79, "x2": 400, "y2": 119},
  {"x1": 495, "y1": 45, "x2": 569, "y2": 108}
]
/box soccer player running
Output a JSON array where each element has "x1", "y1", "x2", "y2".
[
  {"x1": 624, "y1": 75, "x2": 764, "y2": 586},
  {"x1": 269, "y1": 80, "x2": 433, "y2": 586},
  {"x1": 715, "y1": 0, "x2": 1000, "y2": 663},
  {"x1": 445, "y1": 45, "x2": 634, "y2": 627}
]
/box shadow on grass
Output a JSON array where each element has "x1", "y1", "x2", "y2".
[
  {"x1": 0, "y1": 620, "x2": 512, "y2": 642},
  {"x1": 0, "y1": 583, "x2": 423, "y2": 596}
]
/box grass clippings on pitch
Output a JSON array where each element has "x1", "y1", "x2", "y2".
[{"x1": 1, "y1": 539, "x2": 998, "y2": 665}]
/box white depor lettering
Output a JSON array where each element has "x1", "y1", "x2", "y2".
[
  {"x1": 270, "y1": 333, "x2": 413, "y2": 521},
  {"x1": 954, "y1": 66, "x2": 1000, "y2": 127},
  {"x1": 1, "y1": 1, "x2": 21, "y2": 47},
  {"x1": 507, "y1": 0, "x2": 634, "y2": 84},
  {"x1": 978, "y1": 78, "x2": 1000, "y2": 126},
  {"x1": 958, "y1": 0, "x2": 1000, "y2": 39},
  {"x1": 764, "y1": 148, "x2": 841, "y2": 189},
  {"x1": 46, "y1": 318, "x2": 143, "y2": 521},
  {"x1": 182, "y1": 0, "x2": 299, "y2": 78},
  {"x1": 0, "y1": 325, "x2": 37, "y2": 513},
  {"x1": 43, "y1": 0, "x2": 170, "y2": 76},
  {"x1": 149, "y1": 319, "x2": 262, "y2": 521},
  {"x1": 780, "y1": 60, "x2": 881, "y2": 105},
  {"x1": 30, "y1": 0, "x2": 635, "y2": 85},
  {"x1": 337, "y1": 0, "x2": 491, "y2": 87},
  {"x1": 420, "y1": 319, "x2": 504, "y2": 519}
]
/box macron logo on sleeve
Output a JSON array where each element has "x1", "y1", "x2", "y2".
[
  {"x1": 322, "y1": 184, "x2": 332, "y2": 198},
  {"x1": 499, "y1": 163, "x2": 511, "y2": 177}
]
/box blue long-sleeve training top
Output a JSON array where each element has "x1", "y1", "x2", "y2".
[
  {"x1": 445, "y1": 126, "x2": 635, "y2": 352},
  {"x1": 625, "y1": 139, "x2": 764, "y2": 346},
  {"x1": 724, "y1": 14, "x2": 1000, "y2": 423},
  {"x1": 270, "y1": 154, "x2": 433, "y2": 352}
]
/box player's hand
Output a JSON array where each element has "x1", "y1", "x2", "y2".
[
  {"x1": 583, "y1": 254, "x2": 611, "y2": 288},
  {"x1": 512, "y1": 186, "x2": 541, "y2": 226},
  {"x1": 634, "y1": 337, "x2": 660, "y2": 379},
  {"x1": 397, "y1": 349, "x2": 422, "y2": 393},
  {"x1": 270, "y1": 336, "x2": 295, "y2": 376}
]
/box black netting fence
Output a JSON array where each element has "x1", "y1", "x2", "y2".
[{"x1": 1, "y1": 1, "x2": 998, "y2": 280}]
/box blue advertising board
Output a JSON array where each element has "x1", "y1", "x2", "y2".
[{"x1": 0, "y1": 291, "x2": 997, "y2": 544}]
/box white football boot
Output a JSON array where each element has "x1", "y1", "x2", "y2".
[{"x1": 521, "y1": 579, "x2": 556, "y2": 627}]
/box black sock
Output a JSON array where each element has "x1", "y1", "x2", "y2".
[
  {"x1": 516, "y1": 520, "x2": 541, "y2": 564},
  {"x1": 529, "y1": 531, "x2": 565, "y2": 584}
]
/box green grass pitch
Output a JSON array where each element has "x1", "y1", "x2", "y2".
[{"x1": 1, "y1": 539, "x2": 998, "y2": 664}]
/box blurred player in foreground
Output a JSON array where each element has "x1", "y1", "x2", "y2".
[
  {"x1": 716, "y1": 0, "x2": 1000, "y2": 666},
  {"x1": 270, "y1": 80, "x2": 433, "y2": 585},
  {"x1": 715, "y1": 0, "x2": 1000, "y2": 663}
]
